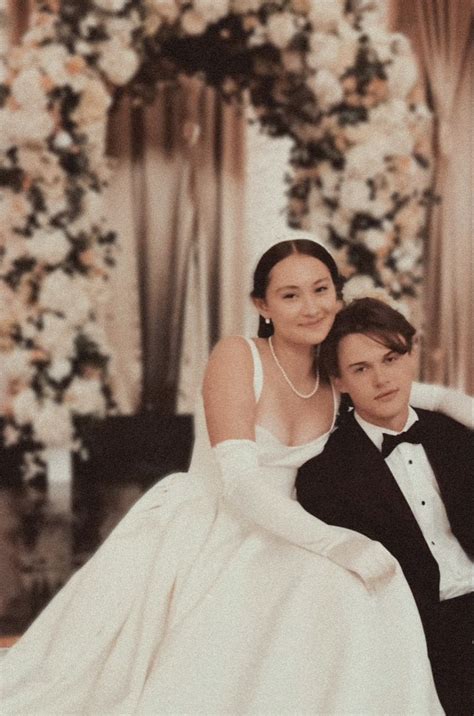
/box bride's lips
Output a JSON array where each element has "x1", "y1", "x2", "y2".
[
  {"x1": 374, "y1": 388, "x2": 399, "y2": 402},
  {"x1": 299, "y1": 318, "x2": 325, "y2": 328}
]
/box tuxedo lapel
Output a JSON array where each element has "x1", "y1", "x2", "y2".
[{"x1": 343, "y1": 415, "x2": 421, "y2": 527}]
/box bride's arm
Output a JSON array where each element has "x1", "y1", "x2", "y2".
[
  {"x1": 203, "y1": 338, "x2": 397, "y2": 592},
  {"x1": 411, "y1": 382, "x2": 474, "y2": 429}
]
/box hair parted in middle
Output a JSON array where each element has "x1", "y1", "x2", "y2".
[
  {"x1": 250, "y1": 238, "x2": 345, "y2": 338},
  {"x1": 320, "y1": 297, "x2": 417, "y2": 377}
]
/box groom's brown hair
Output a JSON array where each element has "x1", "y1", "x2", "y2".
[{"x1": 321, "y1": 298, "x2": 416, "y2": 378}]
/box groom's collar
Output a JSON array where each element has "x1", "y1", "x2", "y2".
[{"x1": 354, "y1": 406, "x2": 419, "y2": 452}]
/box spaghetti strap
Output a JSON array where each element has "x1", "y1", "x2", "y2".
[{"x1": 241, "y1": 337, "x2": 263, "y2": 402}]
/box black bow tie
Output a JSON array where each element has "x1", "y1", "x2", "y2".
[{"x1": 381, "y1": 421, "x2": 424, "y2": 459}]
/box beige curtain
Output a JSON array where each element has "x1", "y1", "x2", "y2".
[
  {"x1": 391, "y1": 0, "x2": 473, "y2": 393},
  {"x1": 106, "y1": 79, "x2": 247, "y2": 413}
]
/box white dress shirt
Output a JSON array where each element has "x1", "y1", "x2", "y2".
[{"x1": 355, "y1": 407, "x2": 474, "y2": 600}]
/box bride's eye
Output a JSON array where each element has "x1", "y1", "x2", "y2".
[{"x1": 283, "y1": 293, "x2": 297, "y2": 300}]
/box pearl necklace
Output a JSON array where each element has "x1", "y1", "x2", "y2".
[{"x1": 268, "y1": 335, "x2": 320, "y2": 399}]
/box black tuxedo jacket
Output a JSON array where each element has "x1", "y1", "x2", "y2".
[{"x1": 296, "y1": 409, "x2": 473, "y2": 622}]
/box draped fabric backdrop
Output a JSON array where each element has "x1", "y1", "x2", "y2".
[
  {"x1": 390, "y1": 0, "x2": 473, "y2": 394},
  {"x1": 105, "y1": 80, "x2": 247, "y2": 414}
]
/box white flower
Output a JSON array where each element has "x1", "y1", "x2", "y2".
[
  {"x1": 2, "y1": 349, "x2": 34, "y2": 382},
  {"x1": 193, "y1": 0, "x2": 230, "y2": 24},
  {"x1": 53, "y1": 130, "x2": 73, "y2": 150},
  {"x1": 308, "y1": 69, "x2": 343, "y2": 110},
  {"x1": 72, "y1": 77, "x2": 112, "y2": 125},
  {"x1": 0, "y1": 108, "x2": 54, "y2": 146},
  {"x1": 181, "y1": 9, "x2": 208, "y2": 35},
  {"x1": 37, "y1": 43, "x2": 70, "y2": 85},
  {"x1": 387, "y1": 56, "x2": 418, "y2": 99},
  {"x1": 38, "y1": 314, "x2": 76, "y2": 359},
  {"x1": 146, "y1": 0, "x2": 180, "y2": 23},
  {"x1": 308, "y1": 32, "x2": 339, "y2": 71},
  {"x1": 66, "y1": 377, "x2": 106, "y2": 416},
  {"x1": 93, "y1": 0, "x2": 127, "y2": 11},
  {"x1": 339, "y1": 178, "x2": 371, "y2": 213},
  {"x1": 33, "y1": 401, "x2": 74, "y2": 447},
  {"x1": 393, "y1": 239, "x2": 423, "y2": 273},
  {"x1": 26, "y1": 229, "x2": 71, "y2": 266},
  {"x1": 343, "y1": 274, "x2": 378, "y2": 303},
  {"x1": 309, "y1": 0, "x2": 343, "y2": 31},
  {"x1": 98, "y1": 38, "x2": 140, "y2": 85},
  {"x1": 231, "y1": 0, "x2": 261, "y2": 11},
  {"x1": 39, "y1": 272, "x2": 92, "y2": 325},
  {"x1": 12, "y1": 388, "x2": 39, "y2": 426},
  {"x1": 11, "y1": 68, "x2": 48, "y2": 109},
  {"x1": 266, "y1": 12, "x2": 297, "y2": 49},
  {"x1": 48, "y1": 359, "x2": 72, "y2": 383},
  {"x1": 361, "y1": 228, "x2": 388, "y2": 253}
]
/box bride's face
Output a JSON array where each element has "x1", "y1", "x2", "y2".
[{"x1": 255, "y1": 253, "x2": 340, "y2": 346}]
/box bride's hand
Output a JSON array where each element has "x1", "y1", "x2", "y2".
[{"x1": 326, "y1": 535, "x2": 398, "y2": 593}]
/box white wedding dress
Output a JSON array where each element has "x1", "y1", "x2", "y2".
[{"x1": 1, "y1": 339, "x2": 445, "y2": 715}]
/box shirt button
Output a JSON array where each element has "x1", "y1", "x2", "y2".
[
  {"x1": 421, "y1": 501, "x2": 426, "y2": 505},
  {"x1": 408, "y1": 460, "x2": 413, "y2": 465},
  {"x1": 431, "y1": 541, "x2": 435, "y2": 545}
]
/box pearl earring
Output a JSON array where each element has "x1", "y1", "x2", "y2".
[{"x1": 264, "y1": 317, "x2": 271, "y2": 325}]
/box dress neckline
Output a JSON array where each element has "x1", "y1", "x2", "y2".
[{"x1": 243, "y1": 337, "x2": 339, "y2": 449}]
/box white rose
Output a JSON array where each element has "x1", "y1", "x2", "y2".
[
  {"x1": 193, "y1": 0, "x2": 230, "y2": 23},
  {"x1": 11, "y1": 67, "x2": 48, "y2": 109},
  {"x1": 181, "y1": 9, "x2": 208, "y2": 35},
  {"x1": 387, "y1": 56, "x2": 418, "y2": 99},
  {"x1": 93, "y1": 0, "x2": 127, "y2": 11},
  {"x1": 393, "y1": 239, "x2": 423, "y2": 273},
  {"x1": 72, "y1": 77, "x2": 111, "y2": 125},
  {"x1": 339, "y1": 178, "x2": 371, "y2": 213},
  {"x1": 309, "y1": 0, "x2": 343, "y2": 31},
  {"x1": 2, "y1": 349, "x2": 34, "y2": 381},
  {"x1": 39, "y1": 272, "x2": 92, "y2": 325},
  {"x1": 48, "y1": 359, "x2": 72, "y2": 383},
  {"x1": 146, "y1": 0, "x2": 180, "y2": 23},
  {"x1": 66, "y1": 377, "x2": 106, "y2": 416},
  {"x1": 266, "y1": 12, "x2": 297, "y2": 49},
  {"x1": 1, "y1": 108, "x2": 54, "y2": 145},
  {"x1": 38, "y1": 314, "x2": 76, "y2": 359},
  {"x1": 53, "y1": 130, "x2": 73, "y2": 150},
  {"x1": 231, "y1": 0, "x2": 261, "y2": 12},
  {"x1": 12, "y1": 388, "x2": 39, "y2": 426},
  {"x1": 308, "y1": 69, "x2": 343, "y2": 110},
  {"x1": 308, "y1": 32, "x2": 339, "y2": 71},
  {"x1": 37, "y1": 43, "x2": 70, "y2": 85},
  {"x1": 361, "y1": 228, "x2": 388, "y2": 253},
  {"x1": 98, "y1": 39, "x2": 140, "y2": 85},
  {"x1": 26, "y1": 229, "x2": 71, "y2": 266},
  {"x1": 342, "y1": 274, "x2": 378, "y2": 303},
  {"x1": 33, "y1": 401, "x2": 74, "y2": 447}
]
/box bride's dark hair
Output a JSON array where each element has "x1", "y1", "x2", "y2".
[{"x1": 250, "y1": 239, "x2": 344, "y2": 338}]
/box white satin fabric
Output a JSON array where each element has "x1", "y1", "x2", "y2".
[{"x1": 0, "y1": 347, "x2": 443, "y2": 714}]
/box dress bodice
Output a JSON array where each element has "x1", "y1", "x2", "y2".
[{"x1": 189, "y1": 338, "x2": 337, "y2": 496}]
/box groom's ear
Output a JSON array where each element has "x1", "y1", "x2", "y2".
[{"x1": 333, "y1": 374, "x2": 347, "y2": 394}]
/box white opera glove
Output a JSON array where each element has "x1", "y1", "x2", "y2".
[
  {"x1": 411, "y1": 381, "x2": 474, "y2": 429},
  {"x1": 213, "y1": 439, "x2": 397, "y2": 593}
]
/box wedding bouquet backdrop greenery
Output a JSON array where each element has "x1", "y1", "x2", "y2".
[{"x1": 0, "y1": 0, "x2": 432, "y2": 477}]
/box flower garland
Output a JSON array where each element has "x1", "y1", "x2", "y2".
[{"x1": 0, "y1": 0, "x2": 432, "y2": 477}]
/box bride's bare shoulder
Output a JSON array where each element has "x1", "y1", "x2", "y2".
[
  {"x1": 206, "y1": 336, "x2": 254, "y2": 374},
  {"x1": 204, "y1": 337, "x2": 255, "y2": 397}
]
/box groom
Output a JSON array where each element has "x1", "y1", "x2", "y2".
[{"x1": 296, "y1": 298, "x2": 473, "y2": 716}]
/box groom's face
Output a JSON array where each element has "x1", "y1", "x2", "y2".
[{"x1": 334, "y1": 332, "x2": 416, "y2": 431}]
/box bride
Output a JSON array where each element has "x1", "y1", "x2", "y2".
[{"x1": 2, "y1": 237, "x2": 470, "y2": 714}]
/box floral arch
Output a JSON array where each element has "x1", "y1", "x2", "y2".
[{"x1": 0, "y1": 0, "x2": 432, "y2": 477}]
